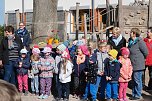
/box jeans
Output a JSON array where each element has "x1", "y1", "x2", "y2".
[
  {"x1": 83, "y1": 82, "x2": 97, "y2": 100},
  {"x1": 17, "y1": 74, "x2": 28, "y2": 92},
  {"x1": 58, "y1": 82, "x2": 70, "y2": 99},
  {"x1": 31, "y1": 76, "x2": 39, "y2": 93},
  {"x1": 106, "y1": 82, "x2": 118, "y2": 99},
  {"x1": 132, "y1": 70, "x2": 143, "y2": 98},
  {"x1": 94, "y1": 75, "x2": 106, "y2": 99},
  {"x1": 4, "y1": 61, "x2": 16, "y2": 85}
]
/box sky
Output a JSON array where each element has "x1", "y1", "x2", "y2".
[{"x1": 0, "y1": 0, "x2": 4, "y2": 25}]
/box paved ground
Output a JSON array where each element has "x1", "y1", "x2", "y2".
[{"x1": 22, "y1": 69, "x2": 152, "y2": 101}]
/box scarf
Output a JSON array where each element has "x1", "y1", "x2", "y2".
[
  {"x1": 7, "y1": 35, "x2": 15, "y2": 49},
  {"x1": 128, "y1": 37, "x2": 138, "y2": 48},
  {"x1": 77, "y1": 54, "x2": 86, "y2": 65},
  {"x1": 112, "y1": 34, "x2": 122, "y2": 46},
  {"x1": 17, "y1": 28, "x2": 26, "y2": 36}
]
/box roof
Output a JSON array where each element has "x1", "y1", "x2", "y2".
[
  {"x1": 97, "y1": 4, "x2": 118, "y2": 9},
  {"x1": 70, "y1": 5, "x2": 91, "y2": 10}
]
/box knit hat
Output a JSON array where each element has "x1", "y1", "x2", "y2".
[
  {"x1": 57, "y1": 44, "x2": 67, "y2": 52},
  {"x1": 62, "y1": 48, "x2": 70, "y2": 59},
  {"x1": 76, "y1": 40, "x2": 85, "y2": 46},
  {"x1": 108, "y1": 49, "x2": 118, "y2": 59},
  {"x1": 20, "y1": 48, "x2": 28, "y2": 54},
  {"x1": 32, "y1": 48, "x2": 40, "y2": 55},
  {"x1": 63, "y1": 40, "x2": 70, "y2": 47},
  {"x1": 78, "y1": 45, "x2": 89, "y2": 56},
  {"x1": 42, "y1": 46, "x2": 52, "y2": 53},
  {"x1": 120, "y1": 47, "x2": 130, "y2": 56}
]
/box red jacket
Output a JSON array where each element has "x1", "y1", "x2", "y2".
[{"x1": 144, "y1": 38, "x2": 152, "y2": 66}]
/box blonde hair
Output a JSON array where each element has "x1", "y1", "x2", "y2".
[
  {"x1": 113, "y1": 27, "x2": 121, "y2": 35},
  {"x1": 31, "y1": 54, "x2": 40, "y2": 61},
  {"x1": 98, "y1": 42, "x2": 107, "y2": 48},
  {"x1": 0, "y1": 80, "x2": 21, "y2": 101},
  {"x1": 88, "y1": 41, "x2": 97, "y2": 49}
]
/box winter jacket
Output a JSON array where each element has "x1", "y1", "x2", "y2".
[
  {"x1": 107, "y1": 35, "x2": 126, "y2": 56},
  {"x1": 31, "y1": 61, "x2": 41, "y2": 75},
  {"x1": 104, "y1": 59, "x2": 121, "y2": 83},
  {"x1": 59, "y1": 60, "x2": 73, "y2": 83},
  {"x1": 0, "y1": 35, "x2": 23, "y2": 65},
  {"x1": 86, "y1": 53, "x2": 98, "y2": 84},
  {"x1": 15, "y1": 28, "x2": 31, "y2": 49},
  {"x1": 118, "y1": 57, "x2": 133, "y2": 82},
  {"x1": 128, "y1": 37, "x2": 148, "y2": 71},
  {"x1": 96, "y1": 51, "x2": 109, "y2": 74},
  {"x1": 144, "y1": 38, "x2": 152, "y2": 66},
  {"x1": 39, "y1": 56, "x2": 55, "y2": 78},
  {"x1": 73, "y1": 55, "x2": 89, "y2": 77},
  {"x1": 15, "y1": 57, "x2": 30, "y2": 75}
]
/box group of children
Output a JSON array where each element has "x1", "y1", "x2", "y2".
[{"x1": 14, "y1": 39, "x2": 133, "y2": 101}]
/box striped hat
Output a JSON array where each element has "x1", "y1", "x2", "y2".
[{"x1": 57, "y1": 44, "x2": 67, "y2": 52}]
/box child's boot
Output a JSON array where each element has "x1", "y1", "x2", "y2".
[
  {"x1": 106, "y1": 99, "x2": 111, "y2": 101},
  {"x1": 112, "y1": 99, "x2": 117, "y2": 101},
  {"x1": 24, "y1": 91, "x2": 28, "y2": 96},
  {"x1": 42, "y1": 94, "x2": 49, "y2": 99},
  {"x1": 38, "y1": 94, "x2": 44, "y2": 99}
]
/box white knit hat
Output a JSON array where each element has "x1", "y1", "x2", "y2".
[
  {"x1": 20, "y1": 48, "x2": 28, "y2": 54},
  {"x1": 57, "y1": 44, "x2": 66, "y2": 52}
]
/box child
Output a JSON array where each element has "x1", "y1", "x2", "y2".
[
  {"x1": 30, "y1": 47, "x2": 41, "y2": 95},
  {"x1": 105, "y1": 49, "x2": 121, "y2": 101},
  {"x1": 38, "y1": 46, "x2": 55, "y2": 99},
  {"x1": 96, "y1": 42, "x2": 109, "y2": 100},
  {"x1": 58, "y1": 49, "x2": 73, "y2": 101},
  {"x1": 15, "y1": 48, "x2": 30, "y2": 96},
  {"x1": 118, "y1": 47, "x2": 133, "y2": 101},
  {"x1": 73, "y1": 45, "x2": 89, "y2": 98},
  {"x1": 82, "y1": 42, "x2": 98, "y2": 101}
]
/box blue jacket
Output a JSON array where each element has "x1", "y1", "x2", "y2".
[
  {"x1": 15, "y1": 56, "x2": 30, "y2": 75},
  {"x1": 73, "y1": 55, "x2": 89, "y2": 77},
  {"x1": 104, "y1": 59, "x2": 121, "y2": 83}
]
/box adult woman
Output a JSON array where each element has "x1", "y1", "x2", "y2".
[
  {"x1": 107, "y1": 27, "x2": 126, "y2": 56},
  {"x1": 144, "y1": 27, "x2": 152, "y2": 91},
  {"x1": 128, "y1": 28, "x2": 148, "y2": 100},
  {"x1": 0, "y1": 26, "x2": 23, "y2": 85}
]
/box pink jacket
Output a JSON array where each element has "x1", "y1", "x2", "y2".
[{"x1": 118, "y1": 57, "x2": 133, "y2": 82}]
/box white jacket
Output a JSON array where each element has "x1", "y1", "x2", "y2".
[{"x1": 59, "y1": 60, "x2": 73, "y2": 83}]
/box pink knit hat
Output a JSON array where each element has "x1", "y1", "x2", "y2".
[
  {"x1": 121, "y1": 47, "x2": 130, "y2": 56},
  {"x1": 32, "y1": 48, "x2": 40, "y2": 55},
  {"x1": 42, "y1": 46, "x2": 52, "y2": 53},
  {"x1": 78, "y1": 45, "x2": 89, "y2": 56},
  {"x1": 62, "y1": 48, "x2": 70, "y2": 59}
]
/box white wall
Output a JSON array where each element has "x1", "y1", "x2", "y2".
[{"x1": 5, "y1": 0, "x2": 145, "y2": 12}]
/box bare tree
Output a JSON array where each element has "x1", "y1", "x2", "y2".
[{"x1": 32, "y1": 0, "x2": 58, "y2": 44}]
